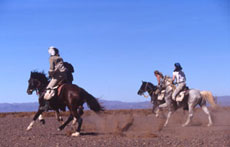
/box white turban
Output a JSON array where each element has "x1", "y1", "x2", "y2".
[{"x1": 48, "y1": 46, "x2": 56, "y2": 56}]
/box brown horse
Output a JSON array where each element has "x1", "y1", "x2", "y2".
[{"x1": 27, "y1": 71, "x2": 104, "y2": 136}]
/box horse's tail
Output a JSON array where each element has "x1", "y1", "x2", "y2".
[
  {"x1": 200, "y1": 91, "x2": 217, "y2": 108},
  {"x1": 83, "y1": 89, "x2": 104, "y2": 113}
]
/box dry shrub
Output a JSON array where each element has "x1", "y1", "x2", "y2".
[
  {"x1": 142, "y1": 132, "x2": 158, "y2": 138},
  {"x1": 15, "y1": 112, "x2": 36, "y2": 117},
  {"x1": 0, "y1": 112, "x2": 36, "y2": 118},
  {"x1": 0, "y1": 113, "x2": 7, "y2": 118}
]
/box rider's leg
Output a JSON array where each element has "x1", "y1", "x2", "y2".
[
  {"x1": 172, "y1": 83, "x2": 185, "y2": 100},
  {"x1": 41, "y1": 78, "x2": 59, "y2": 111},
  {"x1": 44, "y1": 78, "x2": 58, "y2": 100}
]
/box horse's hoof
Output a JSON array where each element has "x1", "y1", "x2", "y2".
[
  {"x1": 182, "y1": 124, "x2": 187, "y2": 127},
  {"x1": 207, "y1": 123, "x2": 212, "y2": 127},
  {"x1": 40, "y1": 119, "x2": 45, "y2": 125},
  {"x1": 26, "y1": 125, "x2": 33, "y2": 131},
  {"x1": 57, "y1": 127, "x2": 63, "y2": 131},
  {"x1": 71, "y1": 132, "x2": 80, "y2": 137},
  {"x1": 26, "y1": 127, "x2": 31, "y2": 131},
  {"x1": 58, "y1": 125, "x2": 64, "y2": 131}
]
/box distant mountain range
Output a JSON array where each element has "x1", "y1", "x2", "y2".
[
  {"x1": 215, "y1": 96, "x2": 230, "y2": 106},
  {"x1": 0, "y1": 96, "x2": 229, "y2": 113},
  {"x1": 0, "y1": 100, "x2": 152, "y2": 113}
]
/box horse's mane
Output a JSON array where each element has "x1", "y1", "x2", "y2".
[
  {"x1": 30, "y1": 71, "x2": 49, "y2": 83},
  {"x1": 147, "y1": 82, "x2": 155, "y2": 87},
  {"x1": 142, "y1": 81, "x2": 157, "y2": 89},
  {"x1": 64, "y1": 62, "x2": 74, "y2": 73},
  {"x1": 164, "y1": 75, "x2": 172, "y2": 79},
  {"x1": 164, "y1": 75, "x2": 173, "y2": 82}
]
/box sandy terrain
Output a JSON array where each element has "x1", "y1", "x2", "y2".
[{"x1": 0, "y1": 107, "x2": 229, "y2": 147}]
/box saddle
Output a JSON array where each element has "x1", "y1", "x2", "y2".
[
  {"x1": 44, "y1": 84, "x2": 67, "y2": 111},
  {"x1": 44, "y1": 84, "x2": 66, "y2": 100},
  {"x1": 175, "y1": 86, "x2": 189, "y2": 102},
  {"x1": 57, "y1": 84, "x2": 65, "y2": 96},
  {"x1": 157, "y1": 87, "x2": 189, "y2": 102}
]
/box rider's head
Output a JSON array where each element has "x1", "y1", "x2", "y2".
[
  {"x1": 48, "y1": 46, "x2": 59, "y2": 56},
  {"x1": 154, "y1": 70, "x2": 163, "y2": 78},
  {"x1": 174, "y1": 62, "x2": 182, "y2": 71}
]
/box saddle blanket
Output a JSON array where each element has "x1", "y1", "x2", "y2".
[{"x1": 176, "y1": 91, "x2": 186, "y2": 102}]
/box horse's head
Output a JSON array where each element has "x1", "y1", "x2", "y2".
[
  {"x1": 27, "y1": 71, "x2": 48, "y2": 95},
  {"x1": 137, "y1": 81, "x2": 157, "y2": 96},
  {"x1": 138, "y1": 81, "x2": 148, "y2": 95}
]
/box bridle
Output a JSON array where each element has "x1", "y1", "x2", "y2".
[
  {"x1": 144, "y1": 82, "x2": 149, "y2": 92},
  {"x1": 29, "y1": 78, "x2": 44, "y2": 95},
  {"x1": 142, "y1": 82, "x2": 155, "y2": 98}
]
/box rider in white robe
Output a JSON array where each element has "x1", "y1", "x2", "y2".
[{"x1": 172, "y1": 63, "x2": 186, "y2": 100}]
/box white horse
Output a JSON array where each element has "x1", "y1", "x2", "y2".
[{"x1": 159, "y1": 76, "x2": 217, "y2": 127}]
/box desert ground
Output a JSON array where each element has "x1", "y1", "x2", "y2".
[{"x1": 0, "y1": 107, "x2": 230, "y2": 147}]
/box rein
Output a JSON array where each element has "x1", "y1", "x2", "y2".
[{"x1": 33, "y1": 79, "x2": 47, "y2": 96}]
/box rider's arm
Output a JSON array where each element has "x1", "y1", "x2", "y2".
[
  {"x1": 48, "y1": 57, "x2": 55, "y2": 77},
  {"x1": 49, "y1": 57, "x2": 55, "y2": 72},
  {"x1": 172, "y1": 72, "x2": 176, "y2": 83},
  {"x1": 157, "y1": 76, "x2": 161, "y2": 85},
  {"x1": 172, "y1": 75, "x2": 175, "y2": 82}
]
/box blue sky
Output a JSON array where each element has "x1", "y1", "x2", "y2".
[{"x1": 0, "y1": 0, "x2": 229, "y2": 103}]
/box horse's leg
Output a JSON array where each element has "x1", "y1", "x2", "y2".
[
  {"x1": 72, "y1": 117, "x2": 77, "y2": 125},
  {"x1": 70, "y1": 117, "x2": 77, "y2": 131},
  {"x1": 152, "y1": 104, "x2": 157, "y2": 114},
  {"x1": 182, "y1": 103, "x2": 194, "y2": 127},
  {"x1": 155, "y1": 107, "x2": 160, "y2": 118},
  {"x1": 201, "y1": 105, "x2": 213, "y2": 126},
  {"x1": 26, "y1": 109, "x2": 44, "y2": 131},
  {"x1": 38, "y1": 114, "x2": 45, "y2": 124},
  {"x1": 163, "y1": 111, "x2": 173, "y2": 127},
  {"x1": 159, "y1": 91, "x2": 172, "y2": 109},
  {"x1": 71, "y1": 105, "x2": 84, "y2": 130},
  {"x1": 58, "y1": 114, "x2": 73, "y2": 131},
  {"x1": 55, "y1": 110, "x2": 63, "y2": 122},
  {"x1": 71, "y1": 109, "x2": 83, "y2": 137}
]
